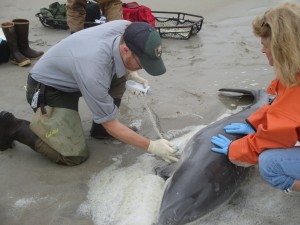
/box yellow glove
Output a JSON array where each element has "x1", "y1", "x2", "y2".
[
  {"x1": 127, "y1": 71, "x2": 149, "y2": 88},
  {"x1": 147, "y1": 139, "x2": 179, "y2": 163}
]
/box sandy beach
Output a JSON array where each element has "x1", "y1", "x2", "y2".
[{"x1": 1, "y1": 0, "x2": 300, "y2": 224}]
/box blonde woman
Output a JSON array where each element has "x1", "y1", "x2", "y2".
[{"x1": 211, "y1": 2, "x2": 300, "y2": 192}]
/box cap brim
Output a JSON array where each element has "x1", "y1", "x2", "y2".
[{"x1": 139, "y1": 55, "x2": 166, "y2": 76}]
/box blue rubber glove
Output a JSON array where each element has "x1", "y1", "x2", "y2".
[
  {"x1": 224, "y1": 123, "x2": 255, "y2": 134},
  {"x1": 211, "y1": 134, "x2": 232, "y2": 155}
]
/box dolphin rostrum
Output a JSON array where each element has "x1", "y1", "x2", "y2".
[{"x1": 157, "y1": 88, "x2": 271, "y2": 225}]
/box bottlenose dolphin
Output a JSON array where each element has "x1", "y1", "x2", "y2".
[{"x1": 157, "y1": 88, "x2": 271, "y2": 225}]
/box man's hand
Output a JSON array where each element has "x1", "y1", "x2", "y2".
[
  {"x1": 224, "y1": 123, "x2": 255, "y2": 134},
  {"x1": 147, "y1": 139, "x2": 179, "y2": 163},
  {"x1": 211, "y1": 134, "x2": 232, "y2": 155},
  {"x1": 127, "y1": 71, "x2": 149, "y2": 88}
]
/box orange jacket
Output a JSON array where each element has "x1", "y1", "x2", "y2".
[{"x1": 228, "y1": 77, "x2": 300, "y2": 164}]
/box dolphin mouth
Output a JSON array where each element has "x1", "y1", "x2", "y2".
[{"x1": 158, "y1": 202, "x2": 194, "y2": 225}]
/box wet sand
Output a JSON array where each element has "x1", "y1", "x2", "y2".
[{"x1": 0, "y1": 0, "x2": 300, "y2": 224}]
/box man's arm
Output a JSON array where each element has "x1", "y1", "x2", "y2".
[
  {"x1": 102, "y1": 119, "x2": 178, "y2": 163},
  {"x1": 102, "y1": 118, "x2": 150, "y2": 149}
]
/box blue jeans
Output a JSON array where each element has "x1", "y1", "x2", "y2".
[{"x1": 258, "y1": 148, "x2": 300, "y2": 191}]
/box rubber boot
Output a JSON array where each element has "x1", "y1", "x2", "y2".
[
  {"x1": 0, "y1": 111, "x2": 36, "y2": 151},
  {"x1": 90, "y1": 98, "x2": 122, "y2": 139},
  {"x1": 1, "y1": 22, "x2": 30, "y2": 67},
  {"x1": 12, "y1": 19, "x2": 44, "y2": 60}
]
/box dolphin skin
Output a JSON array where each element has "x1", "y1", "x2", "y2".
[{"x1": 157, "y1": 88, "x2": 271, "y2": 225}]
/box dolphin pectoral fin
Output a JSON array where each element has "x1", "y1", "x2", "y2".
[
  {"x1": 218, "y1": 88, "x2": 256, "y2": 97},
  {"x1": 218, "y1": 88, "x2": 256, "y2": 109}
]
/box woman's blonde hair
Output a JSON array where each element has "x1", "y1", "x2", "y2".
[{"x1": 252, "y1": 2, "x2": 300, "y2": 87}]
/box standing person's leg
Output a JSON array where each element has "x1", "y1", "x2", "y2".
[
  {"x1": 259, "y1": 148, "x2": 300, "y2": 192},
  {"x1": 66, "y1": 0, "x2": 87, "y2": 33},
  {"x1": 97, "y1": 0, "x2": 123, "y2": 21},
  {"x1": 90, "y1": 75, "x2": 126, "y2": 139}
]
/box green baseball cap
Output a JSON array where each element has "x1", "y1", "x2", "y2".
[{"x1": 124, "y1": 22, "x2": 166, "y2": 76}]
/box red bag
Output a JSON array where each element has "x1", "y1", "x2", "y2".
[{"x1": 122, "y1": 2, "x2": 155, "y2": 26}]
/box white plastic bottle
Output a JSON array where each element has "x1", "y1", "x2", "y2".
[{"x1": 126, "y1": 80, "x2": 152, "y2": 95}]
